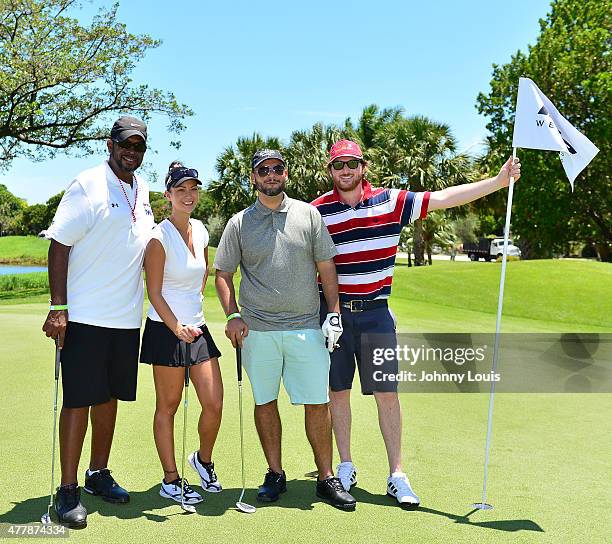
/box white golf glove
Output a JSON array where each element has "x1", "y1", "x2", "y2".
[{"x1": 322, "y1": 312, "x2": 343, "y2": 353}]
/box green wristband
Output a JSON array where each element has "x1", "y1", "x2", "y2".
[
  {"x1": 49, "y1": 304, "x2": 68, "y2": 311},
  {"x1": 226, "y1": 312, "x2": 241, "y2": 322}
]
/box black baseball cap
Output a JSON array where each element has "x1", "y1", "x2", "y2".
[
  {"x1": 252, "y1": 149, "x2": 286, "y2": 170},
  {"x1": 111, "y1": 115, "x2": 147, "y2": 143}
]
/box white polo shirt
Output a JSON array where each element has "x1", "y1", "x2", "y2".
[{"x1": 46, "y1": 161, "x2": 155, "y2": 329}]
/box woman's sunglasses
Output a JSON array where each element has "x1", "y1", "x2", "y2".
[{"x1": 168, "y1": 168, "x2": 199, "y2": 182}]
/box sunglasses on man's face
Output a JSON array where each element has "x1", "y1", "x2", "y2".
[
  {"x1": 331, "y1": 159, "x2": 361, "y2": 171},
  {"x1": 257, "y1": 165, "x2": 285, "y2": 177},
  {"x1": 116, "y1": 139, "x2": 147, "y2": 153}
]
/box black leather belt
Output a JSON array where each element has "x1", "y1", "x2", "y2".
[{"x1": 340, "y1": 299, "x2": 388, "y2": 313}]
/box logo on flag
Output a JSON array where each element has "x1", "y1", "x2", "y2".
[
  {"x1": 536, "y1": 107, "x2": 576, "y2": 154},
  {"x1": 512, "y1": 77, "x2": 599, "y2": 188}
]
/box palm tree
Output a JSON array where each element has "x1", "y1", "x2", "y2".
[
  {"x1": 345, "y1": 104, "x2": 404, "y2": 152},
  {"x1": 422, "y1": 211, "x2": 458, "y2": 265},
  {"x1": 208, "y1": 133, "x2": 283, "y2": 220},
  {"x1": 368, "y1": 116, "x2": 477, "y2": 265},
  {"x1": 285, "y1": 123, "x2": 345, "y2": 202}
]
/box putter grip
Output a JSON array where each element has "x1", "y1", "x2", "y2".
[
  {"x1": 236, "y1": 346, "x2": 242, "y2": 381},
  {"x1": 54, "y1": 338, "x2": 61, "y2": 380},
  {"x1": 184, "y1": 341, "x2": 191, "y2": 385}
]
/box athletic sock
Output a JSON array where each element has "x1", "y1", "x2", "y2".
[
  {"x1": 86, "y1": 468, "x2": 107, "y2": 477},
  {"x1": 197, "y1": 452, "x2": 212, "y2": 466}
]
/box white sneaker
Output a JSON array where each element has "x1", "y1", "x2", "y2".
[
  {"x1": 387, "y1": 472, "x2": 420, "y2": 509},
  {"x1": 336, "y1": 462, "x2": 357, "y2": 492},
  {"x1": 188, "y1": 452, "x2": 222, "y2": 493},
  {"x1": 159, "y1": 478, "x2": 203, "y2": 505}
]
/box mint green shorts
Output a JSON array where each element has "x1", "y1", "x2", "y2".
[{"x1": 241, "y1": 329, "x2": 330, "y2": 405}]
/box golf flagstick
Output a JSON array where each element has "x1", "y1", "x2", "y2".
[
  {"x1": 473, "y1": 148, "x2": 518, "y2": 511},
  {"x1": 180, "y1": 341, "x2": 195, "y2": 513},
  {"x1": 235, "y1": 345, "x2": 255, "y2": 513},
  {"x1": 41, "y1": 338, "x2": 61, "y2": 524}
]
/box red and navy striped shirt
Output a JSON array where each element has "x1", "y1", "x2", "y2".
[{"x1": 311, "y1": 180, "x2": 430, "y2": 301}]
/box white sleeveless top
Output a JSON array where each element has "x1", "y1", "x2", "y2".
[{"x1": 147, "y1": 218, "x2": 209, "y2": 326}]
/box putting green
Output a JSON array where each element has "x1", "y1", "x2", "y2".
[{"x1": 0, "y1": 260, "x2": 610, "y2": 543}]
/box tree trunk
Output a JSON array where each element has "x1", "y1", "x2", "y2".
[
  {"x1": 413, "y1": 219, "x2": 425, "y2": 266},
  {"x1": 596, "y1": 243, "x2": 611, "y2": 263},
  {"x1": 427, "y1": 249, "x2": 432, "y2": 265}
]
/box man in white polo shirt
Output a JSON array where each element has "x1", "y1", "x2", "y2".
[{"x1": 42, "y1": 116, "x2": 155, "y2": 528}]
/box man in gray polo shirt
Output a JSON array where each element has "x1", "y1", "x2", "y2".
[{"x1": 214, "y1": 149, "x2": 356, "y2": 511}]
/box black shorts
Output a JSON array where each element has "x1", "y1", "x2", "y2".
[
  {"x1": 321, "y1": 301, "x2": 399, "y2": 395},
  {"x1": 60, "y1": 322, "x2": 140, "y2": 408},
  {"x1": 139, "y1": 318, "x2": 221, "y2": 367}
]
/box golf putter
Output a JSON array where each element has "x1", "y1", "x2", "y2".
[
  {"x1": 41, "y1": 338, "x2": 61, "y2": 525},
  {"x1": 179, "y1": 341, "x2": 196, "y2": 514},
  {"x1": 235, "y1": 345, "x2": 256, "y2": 514}
]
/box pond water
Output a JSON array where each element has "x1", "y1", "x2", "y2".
[{"x1": 0, "y1": 265, "x2": 47, "y2": 276}]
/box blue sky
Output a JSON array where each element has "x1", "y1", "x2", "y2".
[{"x1": 1, "y1": 0, "x2": 553, "y2": 204}]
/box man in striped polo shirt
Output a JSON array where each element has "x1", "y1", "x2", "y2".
[{"x1": 311, "y1": 139, "x2": 521, "y2": 508}]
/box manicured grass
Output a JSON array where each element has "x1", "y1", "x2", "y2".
[
  {"x1": 0, "y1": 236, "x2": 49, "y2": 264},
  {"x1": 0, "y1": 260, "x2": 610, "y2": 543},
  {"x1": 391, "y1": 259, "x2": 611, "y2": 331},
  {"x1": 0, "y1": 272, "x2": 48, "y2": 299}
]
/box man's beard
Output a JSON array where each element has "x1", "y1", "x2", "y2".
[
  {"x1": 333, "y1": 172, "x2": 363, "y2": 193},
  {"x1": 120, "y1": 158, "x2": 140, "y2": 173},
  {"x1": 255, "y1": 179, "x2": 285, "y2": 197}
]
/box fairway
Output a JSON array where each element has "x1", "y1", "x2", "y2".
[
  {"x1": 0, "y1": 260, "x2": 610, "y2": 543},
  {"x1": 0, "y1": 236, "x2": 49, "y2": 265}
]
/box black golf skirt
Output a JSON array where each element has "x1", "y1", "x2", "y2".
[{"x1": 140, "y1": 318, "x2": 222, "y2": 367}]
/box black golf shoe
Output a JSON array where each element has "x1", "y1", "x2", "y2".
[
  {"x1": 256, "y1": 469, "x2": 287, "y2": 502},
  {"x1": 54, "y1": 484, "x2": 87, "y2": 528},
  {"x1": 316, "y1": 477, "x2": 357, "y2": 511},
  {"x1": 83, "y1": 469, "x2": 130, "y2": 503}
]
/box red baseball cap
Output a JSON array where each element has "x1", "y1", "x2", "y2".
[{"x1": 328, "y1": 139, "x2": 363, "y2": 164}]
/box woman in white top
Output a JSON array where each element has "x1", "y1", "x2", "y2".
[{"x1": 140, "y1": 162, "x2": 223, "y2": 505}]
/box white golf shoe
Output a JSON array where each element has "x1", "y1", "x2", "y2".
[
  {"x1": 188, "y1": 452, "x2": 222, "y2": 493},
  {"x1": 336, "y1": 461, "x2": 357, "y2": 492},
  {"x1": 387, "y1": 472, "x2": 420, "y2": 509},
  {"x1": 159, "y1": 478, "x2": 203, "y2": 505}
]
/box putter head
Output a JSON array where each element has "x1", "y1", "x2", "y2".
[
  {"x1": 236, "y1": 501, "x2": 256, "y2": 514},
  {"x1": 472, "y1": 502, "x2": 494, "y2": 510},
  {"x1": 181, "y1": 502, "x2": 196, "y2": 514},
  {"x1": 40, "y1": 512, "x2": 52, "y2": 524}
]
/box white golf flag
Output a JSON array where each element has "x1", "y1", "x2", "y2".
[{"x1": 512, "y1": 77, "x2": 599, "y2": 189}]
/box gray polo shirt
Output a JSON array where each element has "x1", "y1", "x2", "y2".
[{"x1": 214, "y1": 195, "x2": 337, "y2": 331}]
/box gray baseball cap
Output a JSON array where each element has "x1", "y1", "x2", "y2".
[
  {"x1": 111, "y1": 115, "x2": 147, "y2": 143},
  {"x1": 252, "y1": 149, "x2": 286, "y2": 170}
]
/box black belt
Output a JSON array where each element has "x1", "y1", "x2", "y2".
[{"x1": 340, "y1": 299, "x2": 388, "y2": 313}]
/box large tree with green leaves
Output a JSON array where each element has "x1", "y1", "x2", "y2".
[
  {"x1": 0, "y1": 0, "x2": 192, "y2": 166},
  {"x1": 367, "y1": 115, "x2": 477, "y2": 264},
  {"x1": 476, "y1": 0, "x2": 610, "y2": 260},
  {"x1": 0, "y1": 183, "x2": 25, "y2": 233}
]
